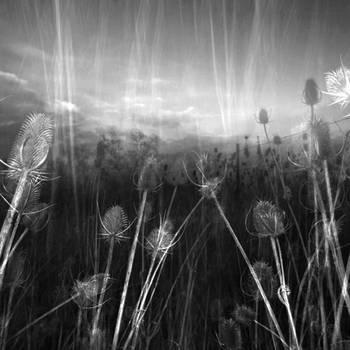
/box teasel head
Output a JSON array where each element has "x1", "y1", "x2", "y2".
[
  {"x1": 218, "y1": 318, "x2": 242, "y2": 350},
  {"x1": 232, "y1": 304, "x2": 255, "y2": 327},
  {"x1": 303, "y1": 78, "x2": 321, "y2": 106},
  {"x1": 257, "y1": 108, "x2": 269, "y2": 125},
  {"x1": 100, "y1": 205, "x2": 129, "y2": 243},
  {"x1": 273, "y1": 135, "x2": 282, "y2": 146},
  {"x1": 73, "y1": 273, "x2": 110, "y2": 308},
  {"x1": 5, "y1": 113, "x2": 53, "y2": 180},
  {"x1": 324, "y1": 60, "x2": 350, "y2": 108},
  {"x1": 145, "y1": 219, "x2": 175, "y2": 259},
  {"x1": 137, "y1": 155, "x2": 161, "y2": 192},
  {"x1": 252, "y1": 200, "x2": 286, "y2": 238},
  {"x1": 246, "y1": 261, "x2": 277, "y2": 301}
]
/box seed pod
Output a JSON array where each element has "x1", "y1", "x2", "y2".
[
  {"x1": 303, "y1": 78, "x2": 321, "y2": 106},
  {"x1": 258, "y1": 109, "x2": 269, "y2": 124}
]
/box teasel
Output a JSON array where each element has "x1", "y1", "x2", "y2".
[
  {"x1": 0, "y1": 113, "x2": 53, "y2": 260},
  {"x1": 232, "y1": 304, "x2": 255, "y2": 327},
  {"x1": 10, "y1": 273, "x2": 110, "y2": 341},
  {"x1": 303, "y1": 78, "x2": 321, "y2": 106},
  {"x1": 252, "y1": 200, "x2": 286, "y2": 238},
  {"x1": 218, "y1": 318, "x2": 242, "y2": 350},
  {"x1": 90, "y1": 205, "x2": 128, "y2": 347},
  {"x1": 324, "y1": 60, "x2": 350, "y2": 108},
  {"x1": 246, "y1": 261, "x2": 277, "y2": 301},
  {"x1": 257, "y1": 108, "x2": 269, "y2": 125},
  {"x1": 145, "y1": 220, "x2": 175, "y2": 259},
  {"x1": 137, "y1": 155, "x2": 161, "y2": 192}
]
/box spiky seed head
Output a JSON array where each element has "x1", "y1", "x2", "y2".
[
  {"x1": 101, "y1": 205, "x2": 128, "y2": 243},
  {"x1": 247, "y1": 261, "x2": 277, "y2": 301},
  {"x1": 218, "y1": 318, "x2": 242, "y2": 350},
  {"x1": 145, "y1": 220, "x2": 174, "y2": 259},
  {"x1": 200, "y1": 177, "x2": 221, "y2": 199},
  {"x1": 8, "y1": 113, "x2": 53, "y2": 178},
  {"x1": 252, "y1": 200, "x2": 286, "y2": 237},
  {"x1": 258, "y1": 109, "x2": 269, "y2": 124},
  {"x1": 138, "y1": 155, "x2": 161, "y2": 192},
  {"x1": 303, "y1": 78, "x2": 321, "y2": 106},
  {"x1": 232, "y1": 304, "x2": 255, "y2": 327},
  {"x1": 325, "y1": 64, "x2": 350, "y2": 108},
  {"x1": 73, "y1": 273, "x2": 110, "y2": 308},
  {"x1": 273, "y1": 135, "x2": 282, "y2": 146}
]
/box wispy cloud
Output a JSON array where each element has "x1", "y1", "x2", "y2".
[{"x1": 0, "y1": 70, "x2": 27, "y2": 87}]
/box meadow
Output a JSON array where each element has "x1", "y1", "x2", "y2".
[{"x1": 1, "y1": 70, "x2": 350, "y2": 350}]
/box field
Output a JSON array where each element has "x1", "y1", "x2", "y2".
[{"x1": 1, "y1": 73, "x2": 350, "y2": 350}]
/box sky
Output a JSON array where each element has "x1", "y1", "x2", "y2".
[{"x1": 1, "y1": 0, "x2": 350, "y2": 142}]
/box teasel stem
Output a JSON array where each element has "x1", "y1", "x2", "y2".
[
  {"x1": 0, "y1": 171, "x2": 28, "y2": 263},
  {"x1": 10, "y1": 293, "x2": 79, "y2": 341},
  {"x1": 263, "y1": 124, "x2": 308, "y2": 261},
  {"x1": 270, "y1": 237, "x2": 300, "y2": 350},
  {"x1": 112, "y1": 190, "x2": 148, "y2": 350},
  {"x1": 0, "y1": 201, "x2": 26, "y2": 291},
  {"x1": 211, "y1": 191, "x2": 289, "y2": 349},
  {"x1": 90, "y1": 235, "x2": 115, "y2": 348}
]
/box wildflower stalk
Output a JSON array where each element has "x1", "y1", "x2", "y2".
[
  {"x1": 263, "y1": 124, "x2": 308, "y2": 261},
  {"x1": 112, "y1": 190, "x2": 148, "y2": 350},
  {"x1": 124, "y1": 196, "x2": 203, "y2": 349},
  {"x1": 90, "y1": 235, "x2": 115, "y2": 348},
  {"x1": 10, "y1": 293, "x2": 79, "y2": 340},
  {"x1": 270, "y1": 237, "x2": 300, "y2": 350},
  {"x1": 0, "y1": 172, "x2": 28, "y2": 260},
  {"x1": 210, "y1": 192, "x2": 288, "y2": 348}
]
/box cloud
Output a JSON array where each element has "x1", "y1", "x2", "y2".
[
  {"x1": 54, "y1": 99, "x2": 79, "y2": 113},
  {"x1": 0, "y1": 70, "x2": 47, "y2": 124},
  {"x1": 0, "y1": 70, "x2": 27, "y2": 87}
]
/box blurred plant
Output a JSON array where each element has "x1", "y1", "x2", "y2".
[
  {"x1": 257, "y1": 108, "x2": 269, "y2": 125},
  {"x1": 218, "y1": 318, "x2": 242, "y2": 350},
  {"x1": 145, "y1": 220, "x2": 175, "y2": 259},
  {"x1": 303, "y1": 78, "x2": 321, "y2": 106},
  {"x1": 324, "y1": 61, "x2": 350, "y2": 108},
  {"x1": 246, "y1": 261, "x2": 277, "y2": 301},
  {"x1": 232, "y1": 304, "x2": 255, "y2": 327}
]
